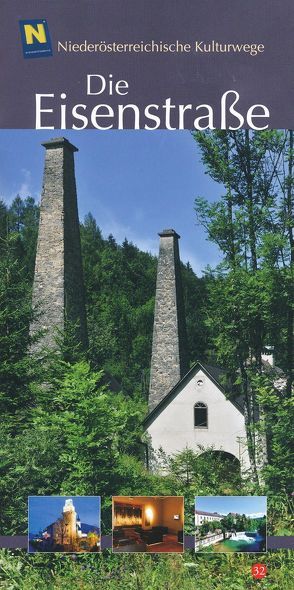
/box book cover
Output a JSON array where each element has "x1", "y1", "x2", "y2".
[{"x1": 0, "y1": 1, "x2": 293, "y2": 588}]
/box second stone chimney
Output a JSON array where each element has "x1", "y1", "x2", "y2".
[{"x1": 148, "y1": 229, "x2": 189, "y2": 411}]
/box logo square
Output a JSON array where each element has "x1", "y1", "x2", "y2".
[{"x1": 19, "y1": 19, "x2": 53, "y2": 59}]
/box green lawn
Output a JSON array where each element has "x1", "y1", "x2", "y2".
[{"x1": 0, "y1": 550, "x2": 293, "y2": 590}]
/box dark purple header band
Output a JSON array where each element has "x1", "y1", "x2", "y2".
[{"x1": 1, "y1": 0, "x2": 294, "y2": 129}]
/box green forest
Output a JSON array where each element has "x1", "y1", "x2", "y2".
[{"x1": 0, "y1": 130, "x2": 293, "y2": 588}]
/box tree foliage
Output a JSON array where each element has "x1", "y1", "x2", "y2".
[{"x1": 193, "y1": 129, "x2": 293, "y2": 491}]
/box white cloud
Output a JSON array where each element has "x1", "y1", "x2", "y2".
[
  {"x1": 85, "y1": 202, "x2": 210, "y2": 275},
  {"x1": 88, "y1": 201, "x2": 158, "y2": 255},
  {"x1": 100, "y1": 215, "x2": 158, "y2": 256},
  {"x1": 18, "y1": 168, "x2": 32, "y2": 198},
  {"x1": 100, "y1": 216, "x2": 131, "y2": 243},
  {"x1": 132, "y1": 235, "x2": 158, "y2": 255},
  {"x1": 246, "y1": 512, "x2": 265, "y2": 518},
  {"x1": 2, "y1": 168, "x2": 39, "y2": 206},
  {"x1": 180, "y1": 246, "x2": 205, "y2": 276},
  {"x1": 100, "y1": 215, "x2": 203, "y2": 273}
]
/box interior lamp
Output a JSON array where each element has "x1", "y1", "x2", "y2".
[{"x1": 145, "y1": 507, "x2": 153, "y2": 526}]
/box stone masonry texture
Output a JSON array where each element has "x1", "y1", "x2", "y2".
[
  {"x1": 148, "y1": 229, "x2": 189, "y2": 411},
  {"x1": 30, "y1": 137, "x2": 87, "y2": 353}
]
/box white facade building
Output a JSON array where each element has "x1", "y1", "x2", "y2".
[
  {"x1": 195, "y1": 510, "x2": 223, "y2": 527},
  {"x1": 144, "y1": 362, "x2": 251, "y2": 473}
]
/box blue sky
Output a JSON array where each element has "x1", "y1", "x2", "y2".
[
  {"x1": 195, "y1": 496, "x2": 267, "y2": 518},
  {"x1": 28, "y1": 496, "x2": 101, "y2": 534},
  {"x1": 0, "y1": 130, "x2": 223, "y2": 275}
]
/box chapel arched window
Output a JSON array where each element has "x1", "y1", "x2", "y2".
[{"x1": 194, "y1": 402, "x2": 208, "y2": 428}]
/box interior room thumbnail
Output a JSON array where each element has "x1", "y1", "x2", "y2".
[{"x1": 112, "y1": 496, "x2": 184, "y2": 553}]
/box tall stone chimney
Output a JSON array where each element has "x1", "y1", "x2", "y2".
[
  {"x1": 30, "y1": 137, "x2": 87, "y2": 353},
  {"x1": 148, "y1": 229, "x2": 189, "y2": 411}
]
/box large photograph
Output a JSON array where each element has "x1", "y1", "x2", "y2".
[{"x1": 0, "y1": 130, "x2": 293, "y2": 586}]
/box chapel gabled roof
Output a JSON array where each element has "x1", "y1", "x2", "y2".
[{"x1": 143, "y1": 361, "x2": 244, "y2": 429}]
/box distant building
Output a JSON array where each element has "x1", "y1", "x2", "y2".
[{"x1": 195, "y1": 510, "x2": 224, "y2": 527}]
